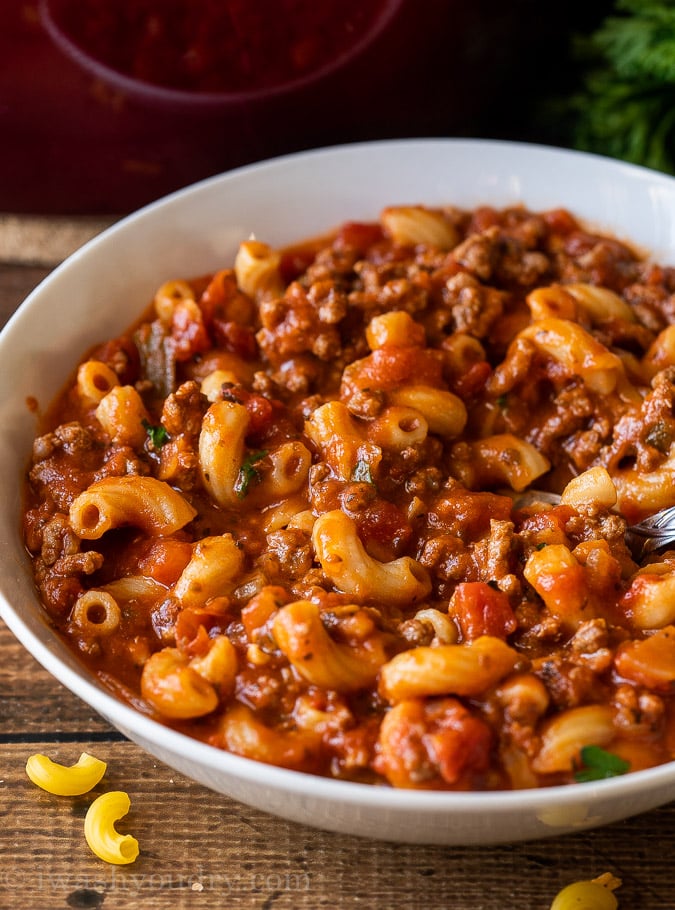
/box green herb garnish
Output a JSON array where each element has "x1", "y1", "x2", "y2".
[
  {"x1": 351, "y1": 460, "x2": 375, "y2": 484},
  {"x1": 566, "y1": 1, "x2": 675, "y2": 174},
  {"x1": 142, "y1": 419, "x2": 169, "y2": 449},
  {"x1": 574, "y1": 745, "x2": 630, "y2": 782},
  {"x1": 234, "y1": 450, "x2": 269, "y2": 499}
]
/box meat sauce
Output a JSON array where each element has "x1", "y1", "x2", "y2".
[{"x1": 23, "y1": 203, "x2": 675, "y2": 790}]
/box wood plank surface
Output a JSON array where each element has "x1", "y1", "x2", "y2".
[
  {"x1": 1, "y1": 240, "x2": 675, "y2": 910},
  {"x1": 3, "y1": 616, "x2": 675, "y2": 910}
]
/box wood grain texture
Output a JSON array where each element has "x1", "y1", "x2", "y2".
[
  {"x1": 2, "y1": 240, "x2": 675, "y2": 910},
  {"x1": 0, "y1": 264, "x2": 51, "y2": 324},
  {"x1": 0, "y1": 217, "x2": 115, "y2": 267},
  {"x1": 2, "y1": 627, "x2": 675, "y2": 910}
]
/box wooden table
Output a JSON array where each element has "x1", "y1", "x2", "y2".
[{"x1": 1, "y1": 218, "x2": 674, "y2": 910}]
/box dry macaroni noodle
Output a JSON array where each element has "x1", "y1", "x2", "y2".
[
  {"x1": 549, "y1": 874, "x2": 621, "y2": 910},
  {"x1": 84, "y1": 791, "x2": 139, "y2": 865},
  {"x1": 26, "y1": 752, "x2": 107, "y2": 796}
]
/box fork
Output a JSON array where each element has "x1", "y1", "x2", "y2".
[{"x1": 514, "y1": 490, "x2": 675, "y2": 562}]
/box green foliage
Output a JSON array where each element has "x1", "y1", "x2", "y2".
[
  {"x1": 598, "y1": 0, "x2": 675, "y2": 83},
  {"x1": 568, "y1": 0, "x2": 675, "y2": 173}
]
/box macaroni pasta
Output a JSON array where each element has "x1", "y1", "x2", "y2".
[
  {"x1": 23, "y1": 202, "x2": 675, "y2": 790},
  {"x1": 84, "y1": 791, "x2": 140, "y2": 865},
  {"x1": 25, "y1": 752, "x2": 107, "y2": 796}
]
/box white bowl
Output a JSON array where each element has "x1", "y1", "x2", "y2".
[{"x1": 3, "y1": 139, "x2": 675, "y2": 845}]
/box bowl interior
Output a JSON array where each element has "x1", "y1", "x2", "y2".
[{"x1": 4, "y1": 139, "x2": 675, "y2": 844}]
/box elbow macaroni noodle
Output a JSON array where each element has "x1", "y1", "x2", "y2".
[
  {"x1": 26, "y1": 752, "x2": 107, "y2": 796},
  {"x1": 173, "y1": 534, "x2": 244, "y2": 606},
  {"x1": 84, "y1": 791, "x2": 140, "y2": 865},
  {"x1": 379, "y1": 637, "x2": 520, "y2": 703},
  {"x1": 272, "y1": 600, "x2": 387, "y2": 692},
  {"x1": 95, "y1": 385, "x2": 151, "y2": 447},
  {"x1": 513, "y1": 318, "x2": 626, "y2": 395},
  {"x1": 549, "y1": 874, "x2": 621, "y2": 910},
  {"x1": 77, "y1": 360, "x2": 119, "y2": 404},
  {"x1": 234, "y1": 239, "x2": 284, "y2": 301},
  {"x1": 312, "y1": 510, "x2": 431, "y2": 605},
  {"x1": 22, "y1": 201, "x2": 675, "y2": 789},
  {"x1": 26, "y1": 750, "x2": 139, "y2": 866},
  {"x1": 69, "y1": 476, "x2": 197, "y2": 538},
  {"x1": 380, "y1": 204, "x2": 459, "y2": 249}
]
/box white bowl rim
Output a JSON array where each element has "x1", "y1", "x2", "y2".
[{"x1": 4, "y1": 136, "x2": 675, "y2": 818}]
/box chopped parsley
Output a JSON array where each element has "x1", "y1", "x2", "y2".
[
  {"x1": 142, "y1": 419, "x2": 170, "y2": 448},
  {"x1": 351, "y1": 459, "x2": 375, "y2": 484},
  {"x1": 234, "y1": 450, "x2": 269, "y2": 499},
  {"x1": 574, "y1": 745, "x2": 630, "y2": 782}
]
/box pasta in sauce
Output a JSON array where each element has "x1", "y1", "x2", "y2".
[{"x1": 23, "y1": 203, "x2": 675, "y2": 790}]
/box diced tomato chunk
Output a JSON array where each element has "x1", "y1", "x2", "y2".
[
  {"x1": 374, "y1": 697, "x2": 493, "y2": 789},
  {"x1": 424, "y1": 700, "x2": 493, "y2": 785},
  {"x1": 357, "y1": 346, "x2": 443, "y2": 390},
  {"x1": 136, "y1": 538, "x2": 194, "y2": 586},
  {"x1": 542, "y1": 208, "x2": 579, "y2": 235},
  {"x1": 175, "y1": 604, "x2": 230, "y2": 657},
  {"x1": 428, "y1": 488, "x2": 513, "y2": 539},
  {"x1": 615, "y1": 626, "x2": 675, "y2": 692},
  {"x1": 517, "y1": 505, "x2": 575, "y2": 546},
  {"x1": 211, "y1": 319, "x2": 258, "y2": 359},
  {"x1": 335, "y1": 221, "x2": 385, "y2": 254},
  {"x1": 90, "y1": 335, "x2": 141, "y2": 385},
  {"x1": 171, "y1": 301, "x2": 211, "y2": 361},
  {"x1": 354, "y1": 500, "x2": 411, "y2": 562},
  {"x1": 450, "y1": 581, "x2": 517, "y2": 641},
  {"x1": 199, "y1": 269, "x2": 254, "y2": 326},
  {"x1": 241, "y1": 586, "x2": 290, "y2": 638},
  {"x1": 220, "y1": 385, "x2": 277, "y2": 437},
  {"x1": 466, "y1": 206, "x2": 500, "y2": 234},
  {"x1": 450, "y1": 360, "x2": 491, "y2": 398}
]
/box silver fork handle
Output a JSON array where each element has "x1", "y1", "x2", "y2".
[
  {"x1": 625, "y1": 507, "x2": 675, "y2": 560},
  {"x1": 630, "y1": 504, "x2": 675, "y2": 533}
]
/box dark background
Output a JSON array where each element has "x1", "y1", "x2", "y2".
[{"x1": 1, "y1": 0, "x2": 615, "y2": 215}]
